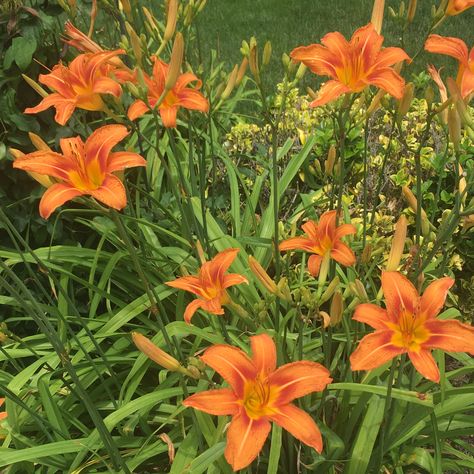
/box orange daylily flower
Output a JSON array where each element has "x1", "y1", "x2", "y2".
[
  {"x1": 166, "y1": 248, "x2": 247, "y2": 324},
  {"x1": 280, "y1": 210, "x2": 356, "y2": 276},
  {"x1": 350, "y1": 272, "x2": 474, "y2": 383},
  {"x1": 425, "y1": 35, "x2": 474, "y2": 100},
  {"x1": 25, "y1": 50, "x2": 125, "y2": 125},
  {"x1": 127, "y1": 56, "x2": 209, "y2": 127},
  {"x1": 445, "y1": 0, "x2": 474, "y2": 15},
  {"x1": 183, "y1": 333, "x2": 332, "y2": 471},
  {"x1": 12, "y1": 124, "x2": 146, "y2": 219},
  {"x1": 290, "y1": 23, "x2": 410, "y2": 107}
]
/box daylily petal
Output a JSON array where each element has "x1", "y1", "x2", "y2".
[
  {"x1": 290, "y1": 43, "x2": 339, "y2": 76},
  {"x1": 177, "y1": 89, "x2": 209, "y2": 112},
  {"x1": 425, "y1": 35, "x2": 469, "y2": 65},
  {"x1": 351, "y1": 24, "x2": 384, "y2": 70},
  {"x1": 353, "y1": 303, "x2": 391, "y2": 329},
  {"x1": 88, "y1": 174, "x2": 127, "y2": 210},
  {"x1": 381, "y1": 271, "x2": 419, "y2": 319},
  {"x1": 408, "y1": 350, "x2": 440, "y2": 383},
  {"x1": 200, "y1": 297, "x2": 225, "y2": 315},
  {"x1": 269, "y1": 361, "x2": 332, "y2": 405},
  {"x1": 159, "y1": 105, "x2": 179, "y2": 128},
  {"x1": 200, "y1": 344, "x2": 257, "y2": 396},
  {"x1": 175, "y1": 72, "x2": 202, "y2": 90},
  {"x1": 25, "y1": 94, "x2": 77, "y2": 126},
  {"x1": 39, "y1": 183, "x2": 84, "y2": 219},
  {"x1": 350, "y1": 330, "x2": 404, "y2": 371},
  {"x1": 183, "y1": 298, "x2": 206, "y2": 324},
  {"x1": 461, "y1": 68, "x2": 474, "y2": 98},
  {"x1": 301, "y1": 220, "x2": 319, "y2": 240},
  {"x1": 85, "y1": 124, "x2": 129, "y2": 169},
  {"x1": 321, "y1": 31, "x2": 349, "y2": 60},
  {"x1": 427, "y1": 65, "x2": 448, "y2": 103},
  {"x1": 331, "y1": 241, "x2": 356, "y2": 267},
  {"x1": 225, "y1": 411, "x2": 271, "y2": 472},
  {"x1": 334, "y1": 223, "x2": 357, "y2": 239},
  {"x1": 308, "y1": 254, "x2": 322, "y2": 276},
  {"x1": 182, "y1": 388, "x2": 239, "y2": 415},
  {"x1": 201, "y1": 248, "x2": 240, "y2": 287},
  {"x1": 250, "y1": 333, "x2": 277, "y2": 375},
  {"x1": 222, "y1": 273, "x2": 248, "y2": 288},
  {"x1": 279, "y1": 237, "x2": 315, "y2": 252},
  {"x1": 374, "y1": 47, "x2": 411, "y2": 69},
  {"x1": 166, "y1": 276, "x2": 204, "y2": 296},
  {"x1": 152, "y1": 58, "x2": 167, "y2": 91},
  {"x1": 127, "y1": 100, "x2": 149, "y2": 120},
  {"x1": 310, "y1": 80, "x2": 351, "y2": 107},
  {"x1": 107, "y1": 151, "x2": 147, "y2": 173},
  {"x1": 269, "y1": 403, "x2": 323, "y2": 453},
  {"x1": 366, "y1": 67, "x2": 406, "y2": 99},
  {"x1": 12, "y1": 151, "x2": 70, "y2": 181},
  {"x1": 92, "y1": 76, "x2": 122, "y2": 97},
  {"x1": 316, "y1": 210, "x2": 337, "y2": 240},
  {"x1": 419, "y1": 277, "x2": 454, "y2": 319},
  {"x1": 424, "y1": 319, "x2": 474, "y2": 354}
]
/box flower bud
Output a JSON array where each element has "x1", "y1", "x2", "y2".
[
  {"x1": 125, "y1": 22, "x2": 143, "y2": 66},
  {"x1": 249, "y1": 44, "x2": 260, "y2": 83},
  {"x1": 262, "y1": 41, "x2": 272, "y2": 66},
  {"x1": 397, "y1": 82, "x2": 414, "y2": 118},
  {"x1": 164, "y1": 0, "x2": 178, "y2": 42},
  {"x1": 236, "y1": 57, "x2": 248, "y2": 85},
  {"x1": 221, "y1": 64, "x2": 238, "y2": 100},
  {"x1": 371, "y1": 0, "x2": 385, "y2": 33},
  {"x1": 295, "y1": 63, "x2": 307, "y2": 81},
  {"x1": 22, "y1": 74, "x2": 48, "y2": 98},
  {"x1": 330, "y1": 291, "x2": 344, "y2": 326},
  {"x1": 248, "y1": 255, "x2": 278, "y2": 295},
  {"x1": 282, "y1": 53, "x2": 290, "y2": 68},
  {"x1": 402, "y1": 186, "x2": 428, "y2": 221},
  {"x1": 361, "y1": 243, "x2": 372, "y2": 264},
  {"x1": 307, "y1": 86, "x2": 318, "y2": 101},
  {"x1": 386, "y1": 214, "x2": 408, "y2": 271},
  {"x1": 142, "y1": 7, "x2": 159, "y2": 32},
  {"x1": 353, "y1": 279, "x2": 368, "y2": 302},
  {"x1": 132, "y1": 332, "x2": 183, "y2": 372},
  {"x1": 120, "y1": 0, "x2": 132, "y2": 19},
  {"x1": 319, "y1": 276, "x2": 340, "y2": 304},
  {"x1": 407, "y1": 0, "x2": 417, "y2": 22},
  {"x1": 448, "y1": 106, "x2": 461, "y2": 151},
  {"x1": 28, "y1": 132, "x2": 51, "y2": 151},
  {"x1": 165, "y1": 32, "x2": 184, "y2": 91},
  {"x1": 324, "y1": 145, "x2": 337, "y2": 175}
]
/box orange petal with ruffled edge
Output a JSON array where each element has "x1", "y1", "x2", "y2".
[
  {"x1": 269, "y1": 361, "x2": 332, "y2": 405},
  {"x1": 201, "y1": 248, "x2": 240, "y2": 287},
  {"x1": 39, "y1": 183, "x2": 84, "y2": 219},
  {"x1": 183, "y1": 298, "x2": 206, "y2": 323},
  {"x1": 127, "y1": 100, "x2": 149, "y2": 120},
  {"x1": 177, "y1": 88, "x2": 209, "y2": 112},
  {"x1": 408, "y1": 350, "x2": 440, "y2": 382},
  {"x1": 374, "y1": 47, "x2": 411, "y2": 69},
  {"x1": 200, "y1": 344, "x2": 257, "y2": 396},
  {"x1": 224, "y1": 411, "x2": 271, "y2": 472},
  {"x1": 279, "y1": 236, "x2": 314, "y2": 252},
  {"x1": 366, "y1": 67, "x2": 406, "y2": 99},
  {"x1": 108, "y1": 152, "x2": 147, "y2": 173},
  {"x1": 425, "y1": 35, "x2": 469, "y2": 64},
  {"x1": 331, "y1": 241, "x2": 356, "y2": 267},
  {"x1": 12, "y1": 151, "x2": 71, "y2": 181},
  {"x1": 353, "y1": 303, "x2": 391, "y2": 329},
  {"x1": 160, "y1": 105, "x2": 179, "y2": 128},
  {"x1": 223, "y1": 273, "x2": 248, "y2": 289},
  {"x1": 308, "y1": 254, "x2": 322, "y2": 276},
  {"x1": 381, "y1": 272, "x2": 419, "y2": 320},
  {"x1": 310, "y1": 80, "x2": 351, "y2": 107},
  {"x1": 92, "y1": 76, "x2": 122, "y2": 97},
  {"x1": 25, "y1": 94, "x2": 77, "y2": 126},
  {"x1": 424, "y1": 319, "x2": 474, "y2": 354},
  {"x1": 166, "y1": 275, "x2": 203, "y2": 296},
  {"x1": 335, "y1": 223, "x2": 357, "y2": 239},
  {"x1": 461, "y1": 68, "x2": 474, "y2": 98},
  {"x1": 316, "y1": 210, "x2": 337, "y2": 239},
  {"x1": 85, "y1": 124, "x2": 129, "y2": 169},
  {"x1": 89, "y1": 174, "x2": 127, "y2": 210},
  {"x1": 301, "y1": 220, "x2": 319, "y2": 240},
  {"x1": 290, "y1": 43, "x2": 339, "y2": 77},
  {"x1": 182, "y1": 388, "x2": 240, "y2": 415},
  {"x1": 350, "y1": 330, "x2": 403, "y2": 371},
  {"x1": 269, "y1": 403, "x2": 323, "y2": 453},
  {"x1": 419, "y1": 277, "x2": 454, "y2": 319},
  {"x1": 250, "y1": 333, "x2": 276, "y2": 375}
]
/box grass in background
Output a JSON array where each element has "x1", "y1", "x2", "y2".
[{"x1": 195, "y1": 0, "x2": 474, "y2": 88}]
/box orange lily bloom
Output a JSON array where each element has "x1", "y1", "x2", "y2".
[
  {"x1": 445, "y1": 0, "x2": 474, "y2": 15},
  {"x1": 350, "y1": 272, "x2": 474, "y2": 382},
  {"x1": 166, "y1": 248, "x2": 247, "y2": 324},
  {"x1": 12, "y1": 124, "x2": 146, "y2": 219},
  {"x1": 25, "y1": 50, "x2": 125, "y2": 125},
  {"x1": 127, "y1": 56, "x2": 209, "y2": 127},
  {"x1": 425, "y1": 35, "x2": 474, "y2": 100},
  {"x1": 290, "y1": 23, "x2": 410, "y2": 107},
  {"x1": 183, "y1": 333, "x2": 332, "y2": 471},
  {"x1": 280, "y1": 210, "x2": 356, "y2": 276}
]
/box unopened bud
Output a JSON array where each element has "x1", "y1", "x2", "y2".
[
  {"x1": 367, "y1": 89, "x2": 385, "y2": 115},
  {"x1": 402, "y1": 186, "x2": 428, "y2": 221},
  {"x1": 142, "y1": 7, "x2": 159, "y2": 32},
  {"x1": 221, "y1": 64, "x2": 238, "y2": 100},
  {"x1": 262, "y1": 41, "x2": 272, "y2": 66},
  {"x1": 361, "y1": 243, "x2": 372, "y2": 264},
  {"x1": 282, "y1": 53, "x2": 290, "y2": 68},
  {"x1": 371, "y1": 0, "x2": 385, "y2": 33},
  {"x1": 28, "y1": 132, "x2": 50, "y2": 151},
  {"x1": 240, "y1": 40, "x2": 250, "y2": 56},
  {"x1": 353, "y1": 279, "x2": 368, "y2": 302},
  {"x1": 164, "y1": 0, "x2": 178, "y2": 41},
  {"x1": 407, "y1": 0, "x2": 417, "y2": 21},
  {"x1": 307, "y1": 86, "x2": 318, "y2": 101},
  {"x1": 126, "y1": 22, "x2": 143, "y2": 66},
  {"x1": 458, "y1": 164, "x2": 466, "y2": 207},
  {"x1": 276, "y1": 277, "x2": 292, "y2": 302},
  {"x1": 330, "y1": 291, "x2": 344, "y2": 326},
  {"x1": 120, "y1": 0, "x2": 132, "y2": 19},
  {"x1": 424, "y1": 85, "x2": 435, "y2": 108},
  {"x1": 165, "y1": 32, "x2": 184, "y2": 91},
  {"x1": 22, "y1": 74, "x2": 48, "y2": 98},
  {"x1": 386, "y1": 215, "x2": 408, "y2": 271},
  {"x1": 249, "y1": 256, "x2": 278, "y2": 295},
  {"x1": 319, "y1": 276, "x2": 340, "y2": 304},
  {"x1": 448, "y1": 106, "x2": 461, "y2": 151},
  {"x1": 295, "y1": 63, "x2": 307, "y2": 81},
  {"x1": 324, "y1": 145, "x2": 337, "y2": 175},
  {"x1": 397, "y1": 82, "x2": 414, "y2": 118},
  {"x1": 249, "y1": 45, "x2": 260, "y2": 83},
  {"x1": 236, "y1": 57, "x2": 248, "y2": 85}
]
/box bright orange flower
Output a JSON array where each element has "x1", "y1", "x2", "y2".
[
  {"x1": 25, "y1": 50, "x2": 125, "y2": 125},
  {"x1": 425, "y1": 35, "x2": 474, "y2": 99},
  {"x1": 166, "y1": 248, "x2": 247, "y2": 324},
  {"x1": 445, "y1": 0, "x2": 474, "y2": 15},
  {"x1": 280, "y1": 210, "x2": 356, "y2": 276},
  {"x1": 12, "y1": 124, "x2": 146, "y2": 219},
  {"x1": 183, "y1": 333, "x2": 332, "y2": 471},
  {"x1": 127, "y1": 56, "x2": 209, "y2": 127},
  {"x1": 350, "y1": 272, "x2": 474, "y2": 382},
  {"x1": 290, "y1": 23, "x2": 410, "y2": 107}
]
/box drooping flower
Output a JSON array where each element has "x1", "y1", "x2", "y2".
[
  {"x1": 425, "y1": 35, "x2": 474, "y2": 99},
  {"x1": 25, "y1": 50, "x2": 125, "y2": 125},
  {"x1": 12, "y1": 124, "x2": 146, "y2": 219},
  {"x1": 280, "y1": 210, "x2": 356, "y2": 276},
  {"x1": 290, "y1": 23, "x2": 410, "y2": 107},
  {"x1": 350, "y1": 272, "x2": 474, "y2": 382},
  {"x1": 183, "y1": 333, "x2": 332, "y2": 471},
  {"x1": 445, "y1": 0, "x2": 474, "y2": 16},
  {"x1": 127, "y1": 56, "x2": 209, "y2": 127},
  {"x1": 165, "y1": 248, "x2": 247, "y2": 324}
]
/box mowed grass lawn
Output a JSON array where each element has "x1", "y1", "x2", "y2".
[{"x1": 195, "y1": 0, "x2": 474, "y2": 88}]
